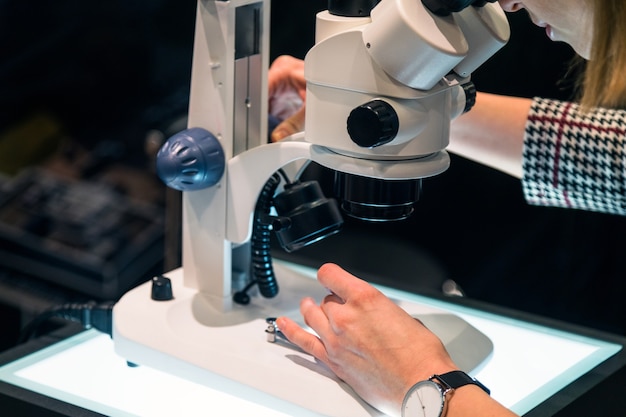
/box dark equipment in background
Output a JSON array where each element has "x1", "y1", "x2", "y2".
[{"x1": 0, "y1": 169, "x2": 164, "y2": 299}]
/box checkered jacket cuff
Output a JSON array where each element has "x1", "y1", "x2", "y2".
[{"x1": 522, "y1": 97, "x2": 626, "y2": 215}]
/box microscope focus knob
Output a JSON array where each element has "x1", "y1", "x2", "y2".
[
  {"x1": 156, "y1": 127, "x2": 225, "y2": 191},
  {"x1": 347, "y1": 99, "x2": 399, "y2": 148}
]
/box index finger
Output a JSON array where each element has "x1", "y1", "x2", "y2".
[{"x1": 316, "y1": 263, "x2": 370, "y2": 302}]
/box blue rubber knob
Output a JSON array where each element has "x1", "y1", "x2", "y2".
[{"x1": 156, "y1": 127, "x2": 226, "y2": 191}]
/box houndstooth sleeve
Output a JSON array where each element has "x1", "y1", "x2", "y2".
[{"x1": 522, "y1": 97, "x2": 626, "y2": 215}]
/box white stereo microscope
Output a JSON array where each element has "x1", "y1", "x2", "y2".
[{"x1": 113, "y1": 0, "x2": 509, "y2": 415}]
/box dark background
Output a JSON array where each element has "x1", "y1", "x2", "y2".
[{"x1": 0, "y1": 0, "x2": 624, "y2": 357}]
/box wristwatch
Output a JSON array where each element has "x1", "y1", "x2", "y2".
[{"x1": 401, "y1": 370, "x2": 490, "y2": 417}]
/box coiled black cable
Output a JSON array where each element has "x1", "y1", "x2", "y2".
[{"x1": 250, "y1": 172, "x2": 281, "y2": 298}]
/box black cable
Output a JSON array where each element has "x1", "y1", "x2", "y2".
[
  {"x1": 18, "y1": 301, "x2": 115, "y2": 344},
  {"x1": 232, "y1": 279, "x2": 258, "y2": 305},
  {"x1": 250, "y1": 173, "x2": 281, "y2": 299}
]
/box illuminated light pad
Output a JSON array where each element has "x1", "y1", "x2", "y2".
[{"x1": 0, "y1": 261, "x2": 621, "y2": 416}]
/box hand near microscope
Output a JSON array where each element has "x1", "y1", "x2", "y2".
[
  {"x1": 277, "y1": 264, "x2": 517, "y2": 417},
  {"x1": 267, "y1": 55, "x2": 307, "y2": 143}
]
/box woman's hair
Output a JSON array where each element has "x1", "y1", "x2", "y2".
[{"x1": 579, "y1": 0, "x2": 626, "y2": 109}]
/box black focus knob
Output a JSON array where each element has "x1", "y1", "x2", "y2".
[{"x1": 347, "y1": 99, "x2": 399, "y2": 148}]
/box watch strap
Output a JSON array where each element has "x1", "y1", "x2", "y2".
[{"x1": 432, "y1": 370, "x2": 490, "y2": 395}]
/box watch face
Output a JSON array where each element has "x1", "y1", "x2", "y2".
[{"x1": 402, "y1": 381, "x2": 445, "y2": 417}]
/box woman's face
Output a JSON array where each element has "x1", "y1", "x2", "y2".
[{"x1": 498, "y1": 0, "x2": 594, "y2": 59}]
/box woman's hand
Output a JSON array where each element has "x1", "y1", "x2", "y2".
[
  {"x1": 267, "y1": 55, "x2": 307, "y2": 142},
  {"x1": 277, "y1": 263, "x2": 458, "y2": 416}
]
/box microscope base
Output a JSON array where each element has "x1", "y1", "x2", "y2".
[{"x1": 113, "y1": 261, "x2": 491, "y2": 417}]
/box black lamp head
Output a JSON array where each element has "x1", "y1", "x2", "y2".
[{"x1": 273, "y1": 180, "x2": 343, "y2": 252}]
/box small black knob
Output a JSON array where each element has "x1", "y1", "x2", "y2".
[
  {"x1": 151, "y1": 275, "x2": 174, "y2": 301},
  {"x1": 461, "y1": 81, "x2": 477, "y2": 113},
  {"x1": 347, "y1": 100, "x2": 399, "y2": 148}
]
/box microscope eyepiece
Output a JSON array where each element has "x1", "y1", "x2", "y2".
[
  {"x1": 421, "y1": 0, "x2": 496, "y2": 16},
  {"x1": 328, "y1": 0, "x2": 381, "y2": 17}
]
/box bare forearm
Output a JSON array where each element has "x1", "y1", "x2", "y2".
[{"x1": 448, "y1": 92, "x2": 531, "y2": 178}]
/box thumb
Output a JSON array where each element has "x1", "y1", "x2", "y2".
[{"x1": 270, "y1": 106, "x2": 306, "y2": 142}]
